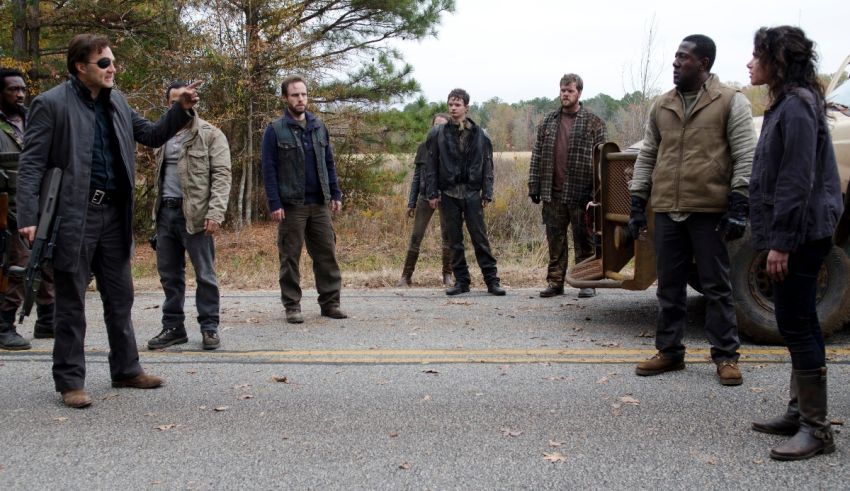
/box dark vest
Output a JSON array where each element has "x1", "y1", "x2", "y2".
[{"x1": 271, "y1": 117, "x2": 331, "y2": 205}]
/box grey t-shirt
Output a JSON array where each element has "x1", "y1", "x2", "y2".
[{"x1": 162, "y1": 129, "x2": 190, "y2": 198}]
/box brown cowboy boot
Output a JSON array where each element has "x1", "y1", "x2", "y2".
[
  {"x1": 397, "y1": 251, "x2": 418, "y2": 287},
  {"x1": 753, "y1": 372, "x2": 800, "y2": 435},
  {"x1": 770, "y1": 367, "x2": 835, "y2": 461}
]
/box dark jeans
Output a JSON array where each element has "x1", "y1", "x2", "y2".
[
  {"x1": 542, "y1": 196, "x2": 593, "y2": 287},
  {"x1": 277, "y1": 203, "x2": 342, "y2": 310},
  {"x1": 653, "y1": 212, "x2": 740, "y2": 362},
  {"x1": 52, "y1": 202, "x2": 141, "y2": 392},
  {"x1": 1, "y1": 228, "x2": 55, "y2": 312},
  {"x1": 773, "y1": 238, "x2": 832, "y2": 370},
  {"x1": 156, "y1": 206, "x2": 220, "y2": 332},
  {"x1": 407, "y1": 195, "x2": 452, "y2": 274},
  {"x1": 440, "y1": 194, "x2": 499, "y2": 286}
]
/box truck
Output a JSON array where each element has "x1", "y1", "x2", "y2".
[{"x1": 566, "y1": 56, "x2": 850, "y2": 344}]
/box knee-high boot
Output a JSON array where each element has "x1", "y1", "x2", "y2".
[{"x1": 770, "y1": 367, "x2": 835, "y2": 461}]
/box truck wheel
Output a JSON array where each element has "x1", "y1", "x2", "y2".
[{"x1": 730, "y1": 238, "x2": 850, "y2": 344}]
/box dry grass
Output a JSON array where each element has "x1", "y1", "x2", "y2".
[{"x1": 132, "y1": 152, "x2": 587, "y2": 290}]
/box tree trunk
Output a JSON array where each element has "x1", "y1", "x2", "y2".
[{"x1": 12, "y1": 0, "x2": 27, "y2": 58}]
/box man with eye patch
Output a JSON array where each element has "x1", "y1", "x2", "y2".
[{"x1": 16, "y1": 33, "x2": 201, "y2": 408}]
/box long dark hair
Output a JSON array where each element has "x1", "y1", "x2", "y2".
[{"x1": 753, "y1": 26, "x2": 824, "y2": 106}]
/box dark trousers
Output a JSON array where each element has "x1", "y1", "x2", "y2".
[
  {"x1": 773, "y1": 238, "x2": 831, "y2": 370},
  {"x1": 156, "y1": 206, "x2": 220, "y2": 332},
  {"x1": 542, "y1": 197, "x2": 593, "y2": 287},
  {"x1": 52, "y1": 202, "x2": 141, "y2": 392},
  {"x1": 653, "y1": 212, "x2": 740, "y2": 362},
  {"x1": 407, "y1": 195, "x2": 452, "y2": 274},
  {"x1": 440, "y1": 194, "x2": 499, "y2": 286},
  {"x1": 277, "y1": 203, "x2": 342, "y2": 310},
  {"x1": 1, "y1": 228, "x2": 55, "y2": 312}
]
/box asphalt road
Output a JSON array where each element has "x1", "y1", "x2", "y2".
[{"x1": 1, "y1": 287, "x2": 848, "y2": 490}]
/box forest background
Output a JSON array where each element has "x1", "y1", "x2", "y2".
[{"x1": 1, "y1": 1, "x2": 844, "y2": 290}]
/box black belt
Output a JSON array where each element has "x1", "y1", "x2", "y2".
[
  {"x1": 161, "y1": 197, "x2": 183, "y2": 208},
  {"x1": 89, "y1": 189, "x2": 119, "y2": 205}
]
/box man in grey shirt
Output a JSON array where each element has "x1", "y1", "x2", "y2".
[{"x1": 628, "y1": 34, "x2": 756, "y2": 386}]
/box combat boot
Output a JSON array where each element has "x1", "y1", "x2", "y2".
[
  {"x1": 34, "y1": 303, "x2": 55, "y2": 339},
  {"x1": 770, "y1": 367, "x2": 835, "y2": 461},
  {"x1": 753, "y1": 372, "x2": 800, "y2": 436},
  {"x1": 397, "y1": 251, "x2": 418, "y2": 287},
  {"x1": 0, "y1": 309, "x2": 30, "y2": 350}
]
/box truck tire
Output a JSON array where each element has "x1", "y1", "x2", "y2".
[{"x1": 729, "y1": 235, "x2": 850, "y2": 344}]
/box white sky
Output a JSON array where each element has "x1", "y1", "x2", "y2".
[{"x1": 393, "y1": 0, "x2": 849, "y2": 104}]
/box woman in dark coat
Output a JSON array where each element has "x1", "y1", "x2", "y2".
[{"x1": 746, "y1": 25, "x2": 843, "y2": 461}]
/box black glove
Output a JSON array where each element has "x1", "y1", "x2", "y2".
[
  {"x1": 717, "y1": 192, "x2": 748, "y2": 242},
  {"x1": 530, "y1": 194, "x2": 541, "y2": 204},
  {"x1": 628, "y1": 195, "x2": 647, "y2": 239}
]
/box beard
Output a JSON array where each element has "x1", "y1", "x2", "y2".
[
  {"x1": 1, "y1": 101, "x2": 24, "y2": 116},
  {"x1": 287, "y1": 104, "x2": 305, "y2": 116}
]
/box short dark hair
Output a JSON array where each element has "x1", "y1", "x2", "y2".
[
  {"x1": 67, "y1": 33, "x2": 110, "y2": 76},
  {"x1": 447, "y1": 88, "x2": 469, "y2": 106},
  {"x1": 281, "y1": 75, "x2": 307, "y2": 96},
  {"x1": 0, "y1": 68, "x2": 26, "y2": 91},
  {"x1": 559, "y1": 73, "x2": 584, "y2": 91},
  {"x1": 432, "y1": 112, "x2": 450, "y2": 125},
  {"x1": 166, "y1": 80, "x2": 188, "y2": 101},
  {"x1": 682, "y1": 34, "x2": 717, "y2": 71},
  {"x1": 753, "y1": 26, "x2": 824, "y2": 103}
]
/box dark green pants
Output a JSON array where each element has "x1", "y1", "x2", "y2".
[
  {"x1": 277, "y1": 204, "x2": 342, "y2": 310},
  {"x1": 542, "y1": 197, "x2": 593, "y2": 287}
]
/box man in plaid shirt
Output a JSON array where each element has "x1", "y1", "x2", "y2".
[{"x1": 528, "y1": 74, "x2": 607, "y2": 298}]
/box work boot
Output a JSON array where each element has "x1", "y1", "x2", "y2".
[
  {"x1": 635, "y1": 352, "x2": 685, "y2": 376},
  {"x1": 61, "y1": 389, "x2": 92, "y2": 409},
  {"x1": 446, "y1": 283, "x2": 470, "y2": 296},
  {"x1": 487, "y1": 282, "x2": 506, "y2": 296},
  {"x1": 770, "y1": 367, "x2": 835, "y2": 461},
  {"x1": 321, "y1": 306, "x2": 348, "y2": 319},
  {"x1": 112, "y1": 372, "x2": 164, "y2": 389},
  {"x1": 578, "y1": 288, "x2": 597, "y2": 298},
  {"x1": 286, "y1": 308, "x2": 304, "y2": 324},
  {"x1": 0, "y1": 309, "x2": 30, "y2": 350},
  {"x1": 753, "y1": 372, "x2": 800, "y2": 436},
  {"x1": 147, "y1": 328, "x2": 188, "y2": 350},
  {"x1": 397, "y1": 251, "x2": 418, "y2": 287},
  {"x1": 716, "y1": 360, "x2": 743, "y2": 386},
  {"x1": 34, "y1": 303, "x2": 55, "y2": 339},
  {"x1": 202, "y1": 330, "x2": 220, "y2": 350},
  {"x1": 539, "y1": 285, "x2": 564, "y2": 298}
]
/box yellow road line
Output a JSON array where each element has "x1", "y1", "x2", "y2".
[{"x1": 12, "y1": 347, "x2": 850, "y2": 363}]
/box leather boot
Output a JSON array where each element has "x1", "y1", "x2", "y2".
[
  {"x1": 397, "y1": 251, "x2": 418, "y2": 287},
  {"x1": 34, "y1": 303, "x2": 55, "y2": 339},
  {"x1": 770, "y1": 367, "x2": 835, "y2": 461},
  {"x1": 753, "y1": 372, "x2": 799, "y2": 436},
  {"x1": 0, "y1": 309, "x2": 30, "y2": 350},
  {"x1": 441, "y1": 248, "x2": 454, "y2": 287}
]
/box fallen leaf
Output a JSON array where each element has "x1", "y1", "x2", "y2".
[
  {"x1": 376, "y1": 379, "x2": 390, "y2": 385},
  {"x1": 399, "y1": 462, "x2": 411, "y2": 470},
  {"x1": 102, "y1": 393, "x2": 119, "y2": 401},
  {"x1": 214, "y1": 406, "x2": 229, "y2": 412},
  {"x1": 618, "y1": 395, "x2": 640, "y2": 406},
  {"x1": 233, "y1": 384, "x2": 251, "y2": 389},
  {"x1": 543, "y1": 452, "x2": 567, "y2": 463},
  {"x1": 144, "y1": 412, "x2": 156, "y2": 417},
  {"x1": 389, "y1": 432, "x2": 399, "y2": 438},
  {"x1": 422, "y1": 369, "x2": 440, "y2": 374},
  {"x1": 501, "y1": 427, "x2": 523, "y2": 437},
  {"x1": 53, "y1": 417, "x2": 68, "y2": 422},
  {"x1": 422, "y1": 394, "x2": 432, "y2": 401},
  {"x1": 831, "y1": 419, "x2": 844, "y2": 426},
  {"x1": 272, "y1": 376, "x2": 289, "y2": 383},
  {"x1": 752, "y1": 459, "x2": 764, "y2": 465},
  {"x1": 707, "y1": 457, "x2": 718, "y2": 465},
  {"x1": 749, "y1": 387, "x2": 765, "y2": 393},
  {"x1": 543, "y1": 376, "x2": 566, "y2": 381},
  {"x1": 156, "y1": 424, "x2": 177, "y2": 431},
  {"x1": 636, "y1": 331, "x2": 653, "y2": 338},
  {"x1": 548, "y1": 440, "x2": 564, "y2": 447},
  {"x1": 246, "y1": 317, "x2": 260, "y2": 324},
  {"x1": 150, "y1": 480, "x2": 163, "y2": 485},
  {"x1": 596, "y1": 376, "x2": 610, "y2": 384},
  {"x1": 186, "y1": 369, "x2": 197, "y2": 374},
  {"x1": 238, "y1": 394, "x2": 254, "y2": 400}
]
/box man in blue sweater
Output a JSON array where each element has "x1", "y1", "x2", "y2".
[{"x1": 261, "y1": 76, "x2": 345, "y2": 324}]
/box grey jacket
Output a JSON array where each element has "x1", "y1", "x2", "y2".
[
  {"x1": 153, "y1": 116, "x2": 231, "y2": 234},
  {"x1": 17, "y1": 77, "x2": 193, "y2": 272}
]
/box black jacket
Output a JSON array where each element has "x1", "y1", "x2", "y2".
[
  {"x1": 17, "y1": 77, "x2": 193, "y2": 272},
  {"x1": 749, "y1": 88, "x2": 843, "y2": 252},
  {"x1": 424, "y1": 118, "x2": 494, "y2": 200}
]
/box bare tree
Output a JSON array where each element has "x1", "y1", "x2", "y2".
[{"x1": 619, "y1": 14, "x2": 664, "y2": 146}]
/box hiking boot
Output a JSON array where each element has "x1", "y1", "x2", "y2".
[
  {"x1": 578, "y1": 288, "x2": 597, "y2": 298},
  {"x1": 446, "y1": 283, "x2": 470, "y2": 296},
  {"x1": 34, "y1": 303, "x2": 55, "y2": 339},
  {"x1": 202, "y1": 330, "x2": 220, "y2": 350},
  {"x1": 635, "y1": 352, "x2": 685, "y2": 376},
  {"x1": 61, "y1": 389, "x2": 92, "y2": 409},
  {"x1": 770, "y1": 367, "x2": 835, "y2": 461},
  {"x1": 753, "y1": 372, "x2": 800, "y2": 436},
  {"x1": 716, "y1": 360, "x2": 743, "y2": 386},
  {"x1": 147, "y1": 328, "x2": 188, "y2": 350},
  {"x1": 286, "y1": 309, "x2": 304, "y2": 324},
  {"x1": 442, "y1": 273, "x2": 454, "y2": 287},
  {"x1": 539, "y1": 285, "x2": 564, "y2": 298},
  {"x1": 112, "y1": 372, "x2": 164, "y2": 389},
  {"x1": 487, "y1": 282, "x2": 506, "y2": 296},
  {"x1": 321, "y1": 306, "x2": 348, "y2": 319},
  {"x1": 0, "y1": 309, "x2": 30, "y2": 350}
]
